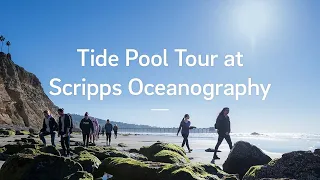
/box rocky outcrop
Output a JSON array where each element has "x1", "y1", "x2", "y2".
[
  {"x1": 0, "y1": 153, "x2": 83, "y2": 180},
  {"x1": 0, "y1": 139, "x2": 239, "y2": 180},
  {"x1": 223, "y1": 141, "x2": 272, "y2": 179},
  {"x1": 94, "y1": 157, "x2": 239, "y2": 180},
  {"x1": 243, "y1": 150, "x2": 320, "y2": 180},
  {"x1": 0, "y1": 52, "x2": 58, "y2": 129}
]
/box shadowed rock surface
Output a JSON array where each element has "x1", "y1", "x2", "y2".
[
  {"x1": 0, "y1": 153, "x2": 82, "y2": 180},
  {"x1": 223, "y1": 141, "x2": 272, "y2": 179},
  {"x1": 0, "y1": 52, "x2": 58, "y2": 129},
  {"x1": 243, "y1": 150, "x2": 320, "y2": 180}
]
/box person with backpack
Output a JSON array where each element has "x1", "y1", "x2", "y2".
[
  {"x1": 104, "y1": 119, "x2": 113, "y2": 146},
  {"x1": 177, "y1": 114, "x2": 195, "y2": 153},
  {"x1": 58, "y1": 108, "x2": 73, "y2": 157},
  {"x1": 212, "y1": 107, "x2": 233, "y2": 161},
  {"x1": 113, "y1": 124, "x2": 118, "y2": 139},
  {"x1": 80, "y1": 112, "x2": 94, "y2": 147},
  {"x1": 39, "y1": 110, "x2": 58, "y2": 147}
]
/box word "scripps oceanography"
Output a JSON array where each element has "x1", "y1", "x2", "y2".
[{"x1": 49, "y1": 77, "x2": 271, "y2": 101}]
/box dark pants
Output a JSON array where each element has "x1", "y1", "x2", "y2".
[
  {"x1": 82, "y1": 133, "x2": 90, "y2": 147},
  {"x1": 39, "y1": 131, "x2": 56, "y2": 146},
  {"x1": 114, "y1": 131, "x2": 117, "y2": 138},
  {"x1": 182, "y1": 133, "x2": 190, "y2": 150},
  {"x1": 61, "y1": 135, "x2": 70, "y2": 156},
  {"x1": 106, "y1": 133, "x2": 111, "y2": 143},
  {"x1": 214, "y1": 133, "x2": 233, "y2": 156}
]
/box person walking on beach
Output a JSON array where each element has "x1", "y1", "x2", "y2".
[
  {"x1": 177, "y1": 114, "x2": 193, "y2": 153},
  {"x1": 101, "y1": 125, "x2": 105, "y2": 136},
  {"x1": 39, "y1": 110, "x2": 58, "y2": 147},
  {"x1": 80, "y1": 112, "x2": 94, "y2": 147},
  {"x1": 58, "y1": 108, "x2": 73, "y2": 157},
  {"x1": 105, "y1": 119, "x2": 113, "y2": 146},
  {"x1": 90, "y1": 118, "x2": 99, "y2": 144},
  {"x1": 113, "y1": 124, "x2": 118, "y2": 139},
  {"x1": 212, "y1": 107, "x2": 233, "y2": 160}
]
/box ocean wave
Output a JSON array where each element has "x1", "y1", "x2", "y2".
[{"x1": 119, "y1": 132, "x2": 320, "y2": 140}]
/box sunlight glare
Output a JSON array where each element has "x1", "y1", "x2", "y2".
[{"x1": 233, "y1": 0, "x2": 275, "y2": 39}]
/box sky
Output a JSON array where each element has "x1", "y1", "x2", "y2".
[{"x1": 1, "y1": 0, "x2": 319, "y2": 133}]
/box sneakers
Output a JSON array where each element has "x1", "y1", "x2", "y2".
[
  {"x1": 210, "y1": 159, "x2": 215, "y2": 164},
  {"x1": 188, "y1": 149, "x2": 193, "y2": 153}
]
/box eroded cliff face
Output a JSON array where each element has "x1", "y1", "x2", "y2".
[{"x1": 0, "y1": 52, "x2": 58, "y2": 128}]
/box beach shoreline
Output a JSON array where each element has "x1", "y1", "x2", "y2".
[{"x1": 0, "y1": 133, "x2": 285, "y2": 168}]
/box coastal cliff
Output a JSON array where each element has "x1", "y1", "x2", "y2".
[{"x1": 0, "y1": 52, "x2": 58, "y2": 129}]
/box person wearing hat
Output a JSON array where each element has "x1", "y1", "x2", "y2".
[{"x1": 80, "y1": 112, "x2": 94, "y2": 147}]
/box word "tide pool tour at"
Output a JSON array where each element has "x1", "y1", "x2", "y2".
[{"x1": 76, "y1": 48, "x2": 243, "y2": 67}]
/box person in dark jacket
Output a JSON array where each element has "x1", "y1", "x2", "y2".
[
  {"x1": 58, "y1": 108, "x2": 73, "y2": 157},
  {"x1": 105, "y1": 119, "x2": 113, "y2": 146},
  {"x1": 177, "y1": 114, "x2": 195, "y2": 153},
  {"x1": 113, "y1": 124, "x2": 118, "y2": 139},
  {"x1": 80, "y1": 112, "x2": 94, "y2": 147},
  {"x1": 212, "y1": 107, "x2": 233, "y2": 160},
  {"x1": 39, "y1": 110, "x2": 58, "y2": 147}
]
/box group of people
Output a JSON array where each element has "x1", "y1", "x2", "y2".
[
  {"x1": 40, "y1": 107, "x2": 231, "y2": 162},
  {"x1": 177, "y1": 107, "x2": 232, "y2": 162},
  {"x1": 79, "y1": 112, "x2": 118, "y2": 147},
  {"x1": 39, "y1": 108, "x2": 73, "y2": 157},
  {"x1": 39, "y1": 109, "x2": 119, "y2": 156}
]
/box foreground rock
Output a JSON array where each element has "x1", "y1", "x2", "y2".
[
  {"x1": 72, "y1": 146, "x2": 147, "y2": 161},
  {"x1": 73, "y1": 151, "x2": 101, "y2": 173},
  {"x1": 223, "y1": 141, "x2": 272, "y2": 179},
  {"x1": 140, "y1": 142, "x2": 190, "y2": 163},
  {"x1": 94, "y1": 157, "x2": 239, "y2": 180},
  {"x1": 0, "y1": 153, "x2": 82, "y2": 180},
  {"x1": 243, "y1": 150, "x2": 320, "y2": 180}
]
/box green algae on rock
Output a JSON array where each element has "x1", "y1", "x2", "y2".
[
  {"x1": 15, "y1": 130, "x2": 30, "y2": 135},
  {"x1": 73, "y1": 151, "x2": 101, "y2": 173},
  {"x1": 0, "y1": 129, "x2": 15, "y2": 136},
  {"x1": 93, "y1": 157, "x2": 160, "y2": 180},
  {"x1": 19, "y1": 148, "x2": 42, "y2": 155},
  {"x1": 14, "y1": 137, "x2": 41, "y2": 145},
  {"x1": 0, "y1": 153, "x2": 83, "y2": 180},
  {"x1": 64, "y1": 171, "x2": 94, "y2": 180},
  {"x1": 159, "y1": 163, "x2": 239, "y2": 180},
  {"x1": 154, "y1": 150, "x2": 190, "y2": 164},
  {"x1": 39, "y1": 145, "x2": 61, "y2": 156},
  {"x1": 4, "y1": 144, "x2": 39, "y2": 155},
  {"x1": 140, "y1": 142, "x2": 188, "y2": 162},
  {"x1": 71, "y1": 146, "x2": 147, "y2": 162},
  {"x1": 242, "y1": 150, "x2": 320, "y2": 180},
  {"x1": 94, "y1": 157, "x2": 239, "y2": 180}
]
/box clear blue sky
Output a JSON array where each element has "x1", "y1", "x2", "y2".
[{"x1": 1, "y1": 0, "x2": 319, "y2": 133}]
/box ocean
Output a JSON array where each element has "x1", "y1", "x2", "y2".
[{"x1": 119, "y1": 131, "x2": 320, "y2": 154}]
